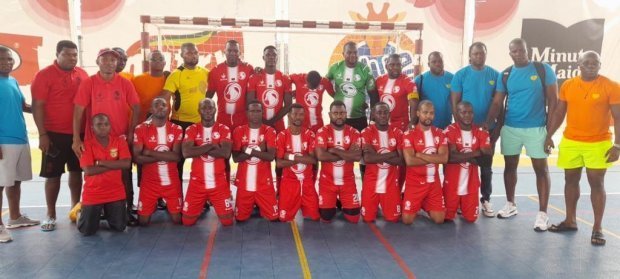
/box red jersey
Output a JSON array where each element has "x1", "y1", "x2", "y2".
[
  {"x1": 207, "y1": 62, "x2": 254, "y2": 129},
  {"x1": 248, "y1": 71, "x2": 292, "y2": 127},
  {"x1": 74, "y1": 73, "x2": 140, "y2": 138},
  {"x1": 361, "y1": 125, "x2": 402, "y2": 193},
  {"x1": 80, "y1": 136, "x2": 131, "y2": 205},
  {"x1": 290, "y1": 74, "x2": 334, "y2": 132},
  {"x1": 400, "y1": 125, "x2": 447, "y2": 184},
  {"x1": 232, "y1": 124, "x2": 277, "y2": 191},
  {"x1": 31, "y1": 61, "x2": 89, "y2": 134},
  {"x1": 315, "y1": 124, "x2": 361, "y2": 186},
  {"x1": 443, "y1": 123, "x2": 490, "y2": 195},
  {"x1": 184, "y1": 123, "x2": 232, "y2": 189},
  {"x1": 133, "y1": 121, "x2": 183, "y2": 186},
  {"x1": 375, "y1": 74, "x2": 417, "y2": 125},
  {"x1": 276, "y1": 128, "x2": 316, "y2": 181}
]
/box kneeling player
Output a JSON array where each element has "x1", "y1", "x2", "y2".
[
  {"x1": 400, "y1": 101, "x2": 448, "y2": 225},
  {"x1": 316, "y1": 101, "x2": 362, "y2": 223},
  {"x1": 276, "y1": 104, "x2": 319, "y2": 222},
  {"x1": 182, "y1": 99, "x2": 234, "y2": 226},
  {"x1": 443, "y1": 102, "x2": 491, "y2": 222},
  {"x1": 232, "y1": 100, "x2": 279, "y2": 222},
  {"x1": 78, "y1": 114, "x2": 131, "y2": 236},
  {"x1": 133, "y1": 98, "x2": 183, "y2": 225},
  {"x1": 361, "y1": 102, "x2": 404, "y2": 223}
]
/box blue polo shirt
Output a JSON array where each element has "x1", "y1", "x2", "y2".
[
  {"x1": 0, "y1": 76, "x2": 28, "y2": 144},
  {"x1": 415, "y1": 71, "x2": 454, "y2": 129},
  {"x1": 451, "y1": 65, "x2": 499, "y2": 125},
  {"x1": 496, "y1": 62, "x2": 556, "y2": 128}
]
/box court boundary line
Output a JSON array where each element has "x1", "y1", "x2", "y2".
[
  {"x1": 527, "y1": 195, "x2": 620, "y2": 239},
  {"x1": 290, "y1": 221, "x2": 312, "y2": 279},
  {"x1": 367, "y1": 223, "x2": 416, "y2": 279},
  {"x1": 198, "y1": 220, "x2": 219, "y2": 279}
]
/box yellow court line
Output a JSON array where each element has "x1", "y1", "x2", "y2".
[
  {"x1": 290, "y1": 221, "x2": 312, "y2": 279},
  {"x1": 527, "y1": 195, "x2": 620, "y2": 239}
]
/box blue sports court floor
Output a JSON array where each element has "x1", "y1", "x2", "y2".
[{"x1": 2, "y1": 164, "x2": 620, "y2": 279}]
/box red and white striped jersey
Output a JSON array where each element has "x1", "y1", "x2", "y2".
[
  {"x1": 184, "y1": 123, "x2": 232, "y2": 189},
  {"x1": 361, "y1": 125, "x2": 402, "y2": 193},
  {"x1": 248, "y1": 71, "x2": 292, "y2": 122},
  {"x1": 375, "y1": 74, "x2": 417, "y2": 125},
  {"x1": 276, "y1": 128, "x2": 316, "y2": 181},
  {"x1": 315, "y1": 124, "x2": 361, "y2": 186},
  {"x1": 232, "y1": 124, "x2": 277, "y2": 191},
  {"x1": 290, "y1": 74, "x2": 334, "y2": 132},
  {"x1": 443, "y1": 123, "x2": 490, "y2": 195},
  {"x1": 400, "y1": 125, "x2": 447, "y2": 184},
  {"x1": 134, "y1": 121, "x2": 184, "y2": 186}
]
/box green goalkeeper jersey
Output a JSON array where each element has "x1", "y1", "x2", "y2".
[{"x1": 326, "y1": 61, "x2": 376, "y2": 119}]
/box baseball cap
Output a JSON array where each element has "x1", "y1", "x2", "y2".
[{"x1": 97, "y1": 48, "x2": 121, "y2": 59}]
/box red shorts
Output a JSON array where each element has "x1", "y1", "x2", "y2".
[
  {"x1": 443, "y1": 183, "x2": 479, "y2": 222},
  {"x1": 279, "y1": 177, "x2": 319, "y2": 222},
  {"x1": 138, "y1": 181, "x2": 182, "y2": 216},
  {"x1": 402, "y1": 180, "x2": 445, "y2": 215},
  {"x1": 390, "y1": 119, "x2": 409, "y2": 132},
  {"x1": 217, "y1": 112, "x2": 247, "y2": 131},
  {"x1": 361, "y1": 184, "x2": 401, "y2": 223},
  {"x1": 318, "y1": 180, "x2": 360, "y2": 210},
  {"x1": 182, "y1": 180, "x2": 233, "y2": 218},
  {"x1": 235, "y1": 186, "x2": 278, "y2": 221}
]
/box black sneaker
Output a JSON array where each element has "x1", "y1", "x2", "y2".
[
  {"x1": 127, "y1": 212, "x2": 139, "y2": 227},
  {"x1": 157, "y1": 199, "x2": 167, "y2": 210}
]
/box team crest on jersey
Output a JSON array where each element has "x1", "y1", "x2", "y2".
[
  {"x1": 434, "y1": 136, "x2": 440, "y2": 144},
  {"x1": 168, "y1": 134, "x2": 174, "y2": 142},
  {"x1": 239, "y1": 72, "x2": 246, "y2": 80},
  {"x1": 224, "y1": 82, "x2": 242, "y2": 103},
  {"x1": 213, "y1": 131, "x2": 220, "y2": 139},
  {"x1": 393, "y1": 85, "x2": 400, "y2": 93},
  {"x1": 276, "y1": 80, "x2": 282, "y2": 87},
  {"x1": 389, "y1": 138, "x2": 397, "y2": 147},
  {"x1": 304, "y1": 92, "x2": 320, "y2": 107},
  {"x1": 318, "y1": 84, "x2": 324, "y2": 91},
  {"x1": 110, "y1": 148, "x2": 118, "y2": 158},
  {"x1": 354, "y1": 74, "x2": 361, "y2": 81},
  {"x1": 303, "y1": 142, "x2": 308, "y2": 150},
  {"x1": 344, "y1": 136, "x2": 351, "y2": 145},
  {"x1": 259, "y1": 134, "x2": 264, "y2": 142},
  {"x1": 340, "y1": 83, "x2": 357, "y2": 98},
  {"x1": 262, "y1": 89, "x2": 280, "y2": 108}
]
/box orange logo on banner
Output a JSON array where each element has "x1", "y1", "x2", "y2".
[{"x1": 0, "y1": 33, "x2": 43, "y2": 85}]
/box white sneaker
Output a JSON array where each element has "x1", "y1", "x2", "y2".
[
  {"x1": 534, "y1": 211, "x2": 549, "y2": 232},
  {"x1": 0, "y1": 225, "x2": 12, "y2": 243},
  {"x1": 6, "y1": 215, "x2": 40, "y2": 229},
  {"x1": 481, "y1": 201, "x2": 495, "y2": 217},
  {"x1": 497, "y1": 202, "x2": 518, "y2": 218}
]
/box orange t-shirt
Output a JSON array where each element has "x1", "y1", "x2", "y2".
[
  {"x1": 119, "y1": 71, "x2": 134, "y2": 81},
  {"x1": 132, "y1": 73, "x2": 166, "y2": 122},
  {"x1": 559, "y1": 75, "x2": 620, "y2": 142}
]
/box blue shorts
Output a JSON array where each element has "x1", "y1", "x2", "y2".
[{"x1": 500, "y1": 126, "x2": 548, "y2": 159}]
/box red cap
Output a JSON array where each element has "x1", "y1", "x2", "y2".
[{"x1": 97, "y1": 48, "x2": 120, "y2": 59}]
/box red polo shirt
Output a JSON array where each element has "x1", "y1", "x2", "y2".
[{"x1": 80, "y1": 135, "x2": 130, "y2": 205}]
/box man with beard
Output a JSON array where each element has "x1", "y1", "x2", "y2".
[
  {"x1": 546, "y1": 51, "x2": 620, "y2": 245},
  {"x1": 113, "y1": 47, "x2": 134, "y2": 81},
  {"x1": 360, "y1": 102, "x2": 404, "y2": 223},
  {"x1": 133, "y1": 98, "x2": 183, "y2": 225},
  {"x1": 290, "y1": 70, "x2": 334, "y2": 133},
  {"x1": 232, "y1": 100, "x2": 278, "y2": 222},
  {"x1": 73, "y1": 48, "x2": 140, "y2": 226},
  {"x1": 375, "y1": 54, "x2": 419, "y2": 131},
  {"x1": 400, "y1": 100, "x2": 448, "y2": 225},
  {"x1": 443, "y1": 102, "x2": 492, "y2": 223},
  {"x1": 31, "y1": 40, "x2": 88, "y2": 230},
  {"x1": 415, "y1": 51, "x2": 454, "y2": 130},
  {"x1": 162, "y1": 43, "x2": 209, "y2": 182},
  {"x1": 181, "y1": 99, "x2": 234, "y2": 226},
  {"x1": 451, "y1": 42, "x2": 499, "y2": 218},
  {"x1": 315, "y1": 101, "x2": 362, "y2": 223},
  {"x1": 276, "y1": 103, "x2": 319, "y2": 222},
  {"x1": 486, "y1": 38, "x2": 557, "y2": 231}
]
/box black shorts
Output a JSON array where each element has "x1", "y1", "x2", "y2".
[
  {"x1": 78, "y1": 199, "x2": 127, "y2": 236},
  {"x1": 40, "y1": 132, "x2": 83, "y2": 178},
  {"x1": 345, "y1": 116, "x2": 368, "y2": 132}
]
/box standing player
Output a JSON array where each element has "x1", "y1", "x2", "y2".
[
  {"x1": 182, "y1": 99, "x2": 234, "y2": 226},
  {"x1": 78, "y1": 114, "x2": 131, "y2": 236},
  {"x1": 248, "y1": 45, "x2": 293, "y2": 133},
  {"x1": 375, "y1": 54, "x2": 419, "y2": 131},
  {"x1": 443, "y1": 102, "x2": 492, "y2": 223},
  {"x1": 315, "y1": 101, "x2": 362, "y2": 223},
  {"x1": 133, "y1": 50, "x2": 167, "y2": 124},
  {"x1": 31, "y1": 40, "x2": 88, "y2": 231},
  {"x1": 207, "y1": 40, "x2": 254, "y2": 131},
  {"x1": 400, "y1": 100, "x2": 448, "y2": 225},
  {"x1": 415, "y1": 51, "x2": 454, "y2": 130},
  {"x1": 232, "y1": 100, "x2": 278, "y2": 222},
  {"x1": 290, "y1": 71, "x2": 334, "y2": 133},
  {"x1": 132, "y1": 98, "x2": 183, "y2": 225},
  {"x1": 276, "y1": 104, "x2": 319, "y2": 222},
  {"x1": 360, "y1": 102, "x2": 404, "y2": 223}
]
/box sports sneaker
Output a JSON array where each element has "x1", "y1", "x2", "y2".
[
  {"x1": 69, "y1": 202, "x2": 82, "y2": 223},
  {"x1": 6, "y1": 215, "x2": 40, "y2": 229},
  {"x1": 0, "y1": 225, "x2": 12, "y2": 243},
  {"x1": 497, "y1": 202, "x2": 518, "y2": 219},
  {"x1": 481, "y1": 201, "x2": 495, "y2": 217},
  {"x1": 534, "y1": 211, "x2": 550, "y2": 232}
]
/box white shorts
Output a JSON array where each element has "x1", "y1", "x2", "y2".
[{"x1": 0, "y1": 144, "x2": 32, "y2": 186}]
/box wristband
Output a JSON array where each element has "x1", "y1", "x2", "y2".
[
  {"x1": 288, "y1": 154, "x2": 296, "y2": 161},
  {"x1": 245, "y1": 147, "x2": 253, "y2": 155},
  {"x1": 613, "y1": 143, "x2": 620, "y2": 149}
]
